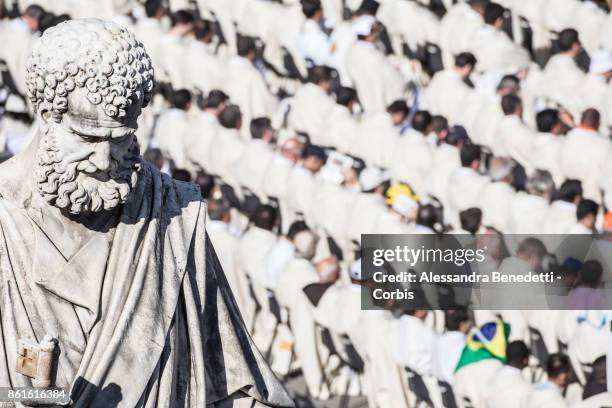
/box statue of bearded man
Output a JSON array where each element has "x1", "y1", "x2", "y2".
[{"x1": 0, "y1": 19, "x2": 293, "y2": 408}]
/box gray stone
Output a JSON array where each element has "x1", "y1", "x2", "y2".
[{"x1": 0, "y1": 18, "x2": 293, "y2": 408}]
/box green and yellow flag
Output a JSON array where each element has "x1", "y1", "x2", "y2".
[{"x1": 455, "y1": 320, "x2": 511, "y2": 372}]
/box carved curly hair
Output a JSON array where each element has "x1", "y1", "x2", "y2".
[{"x1": 25, "y1": 18, "x2": 154, "y2": 122}]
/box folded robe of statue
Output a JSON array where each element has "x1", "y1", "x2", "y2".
[{"x1": 0, "y1": 155, "x2": 293, "y2": 408}]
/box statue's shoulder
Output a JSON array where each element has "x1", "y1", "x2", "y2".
[{"x1": 144, "y1": 162, "x2": 204, "y2": 216}]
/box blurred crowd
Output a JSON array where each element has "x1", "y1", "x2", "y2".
[{"x1": 2, "y1": 0, "x2": 612, "y2": 407}]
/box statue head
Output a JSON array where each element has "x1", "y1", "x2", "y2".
[{"x1": 25, "y1": 19, "x2": 155, "y2": 214}]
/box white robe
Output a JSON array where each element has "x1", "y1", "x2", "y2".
[
  {"x1": 454, "y1": 359, "x2": 503, "y2": 408},
  {"x1": 542, "y1": 200, "x2": 577, "y2": 235},
  {"x1": 346, "y1": 41, "x2": 405, "y2": 114},
  {"x1": 530, "y1": 132, "x2": 565, "y2": 186},
  {"x1": 480, "y1": 181, "x2": 516, "y2": 233},
  {"x1": 186, "y1": 110, "x2": 220, "y2": 173},
  {"x1": 152, "y1": 108, "x2": 191, "y2": 169},
  {"x1": 236, "y1": 139, "x2": 275, "y2": 200},
  {"x1": 389, "y1": 130, "x2": 432, "y2": 196},
  {"x1": 508, "y1": 192, "x2": 550, "y2": 234},
  {"x1": 483, "y1": 365, "x2": 531, "y2": 408},
  {"x1": 524, "y1": 382, "x2": 568, "y2": 408},
  {"x1": 354, "y1": 112, "x2": 400, "y2": 168},
  {"x1": 495, "y1": 116, "x2": 536, "y2": 174},
  {"x1": 446, "y1": 167, "x2": 490, "y2": 228},
  {"x1": 208, "y1": 127, "x2": 245, "y2": 189},
  {"x1": 319, "y1": 105, "x2": 359, "y2": 152},
  {"x1": 287, "y1": 83, "x2": 337, "y2": 143}
]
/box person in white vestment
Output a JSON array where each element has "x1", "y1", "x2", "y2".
[
  {"x1": 296, "y1": 0, "x2": 332, "y2": 66},
  {"x1": 542, "y1": 179, "x2": 583, "y2": 234},
  {"x1": 524, "y1": 353, "x2": 571, "y2": 408},
  {"x1": 187, "y1": 90, "x2": 228, "y2": 173},
  {"x1": 495, "y1": 94, "x2": 535, "y2": 173},
  {"x1": 152, "y1": 89, "x2": 192, "y2": 170},
  {"x1": 567, "y1": 199, "x2": 598, "y2": 234},
  {"x1": 158, "y1": 10, "x2": 194, "y2": 89},
  {"x1": 480, "y1": 157, "x2": 516, "y2": 232},
  {"x1": 432, "y1": 308, "x2": 472, "y2": 386},
  {"x1": 484, "y1": 341, "x2": 531, "y2": 408},
  {"x1": 509, "y1": 170, "x2": 554, "y2": 234},
  {"x1": 236, "y1": 117, "x2": 276, "y2": 201},
  {"x1": 208, "y1": 104, "x2": 245, "y2": 190},
  {"x1": 531, "y1": 109, "x2": 566, "y2": 186},
  {"x1": 284, "y1": 144, "x2": 326, "y2": 226}
]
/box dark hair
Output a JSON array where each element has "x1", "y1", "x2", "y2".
[
  {"x1": 431, "y1": 115, "x2": 448, "y2": 134},
  {"x1": 24, "y1": 4, "x2": 45, "y2": 20},
  {"x1": 172, "y1": 169, "x2": 191, "y2": 182},
  {"x1": 506, "y1": 341, "x2": 530, "y2": 366},
  {"x1": 558, "y1": 28, "x2": 580, "y2": 52},
  {"x1": 205, "y1": 89, "x2": 228, "y2": 109},
  {"x1": 411, "y1": 110, "x2": 433, "y2": 133},
  {"x1": 250, "y1": 117, "x2": 272, "y2": 139},
  {"x1": 447, "y1": 126, "x2": 469, "y2": 146},
  {"x1": 455, "y1": 52, "x2": 477, "y2": 68},
  {"x1": 193, "y1": 19, "x2": 213, "y2": 40},
  {"x1": 536, "y1": 109, "x2": 560, "y2": 133},
  {"x1": 577, "y1": 260, "x2": 603, "y2": 288},
  {"x1": 301, "y1": 144, "x2": 326, "y2": 160},
  {"x1": 171, "y1": 9, "x2": 195, "y2": 26},
  {"x1": 417, "y1": 204, "x2": 438, "y2": 229},
  {"x1": 336, "y1": 87, "x2": 357, "y2": 107},
  {"x1": 356, "y1": 0, "x2": 380, "y2": 15},
  {"x1": 218, "y1": 105, "x2": 242, "y2": 129},
  {"x1": 460, "y1": 144, "x2": 481, "y2": 167},
  {"x1": 581, "y1": 108, "x2": 601, "y2": 129},
  {"x1": 195, "y1": 173, "x2": 215, "y2": 199},
  {"x1": 496, "y1": 74, "x2": 520, "y2": 93},
  {"x1": 484, "y1": 2, "x2": 505, "y2": 25},
  {"x1": 501, "y1": 94, "x2": 522, "y2": 115},
  {"x1": 577, "y1": 199, "x2": 599, "y2": 221},
  {"x1": 386, "y1": 99, "x2": 410, "y2": 116},
  {"x1": 301, "y1": 0, "x2": 322, "y2": 18},
  {"x1": 445, "y1": 307, "x2": 470, "y2": 331},
  {"x1": 173, "y1": 89, "x2": 192, "y2": 110},
  {"x1": 556, "y1": 179, "x2": 582, "y2": 203},
  {"x1": 237, "y1": 35, "x2": 257, "y2": 57},
  {"x1": 208, "y1": 198, "x2": 231, "y2": 221},
  {"x1": 252, "y1": 204, "x2": 278, "y2": 230},
  {"x1": 287, "y1": 221, "x2": 309, "y2": 239},
  {"x1": 460, "y1": 208, "x2": 482, "y2": 234},
  {"x1": 546, "y1": 353, "x2": 571, "y2": 379},
  {"x1": 143, "y1": 147, "x2": 164, "y2": 169},
  {"x1": 308, "y1": 65, "x2": 333, "y2": 84},
  {"x1": 145, "y1": 0, "x2": 163, "y2": 18}
]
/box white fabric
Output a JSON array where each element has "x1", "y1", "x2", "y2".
[
  {"x1": 483, "y1": 365, "x2": 531, "y2": 408},
  {"x1": 431, "y1": 331, "x2": 466, "y2": 385},
  {"x1": 524, "y1": 381, "x2": 568, "y2": 408}
]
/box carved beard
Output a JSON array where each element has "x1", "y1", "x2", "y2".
[{"x1": 34, "y1": 124, "x2": 141, "y2": 214}]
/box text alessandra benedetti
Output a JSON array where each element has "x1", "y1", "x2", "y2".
[{"x1": 373, "y1": 271, "x2": 557, "y2": 283}]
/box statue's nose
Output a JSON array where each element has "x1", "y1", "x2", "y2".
[{"x1": 89, "y1": 141, "x2": 111, "y2": 172}]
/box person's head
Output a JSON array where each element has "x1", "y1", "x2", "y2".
[
  {"x1": 252, "y1": 204, "x2": 278, "y2": 231},
  {"x1": 558, "y1": 28, "x2": 581, "y2": 57},
  {"x1": 417, "y1": 204, "x2": 439, "y2": 229},
  {"x1": 445, "y1": 307, "x2": 472, "y2": 334},
  {"x1": 468, "y1": 0, "x2": 490, "y2": 15},
  {"x1": 501, "y1": 94, "x2": 523, "y2": 117},
  {"x1": 172, "y1": 169, "x2": 191, "y2": 182},
  {"x1": 460, "y1": 207, "x2": 482, "y2": 234},
  {"x1": 577, "y1": 199, "x2": 599, "y2": 229},
  {"x1": 250, "y1": 117, "x2": 274, "y2": 143},
  {"x1": 301, "y1": 0, "x2": 323, "y2": 21},
  {"x1": 411, "y1": 110, "x2": 433, "y2": 134},
  {"x1": 194, "y1": 173, "x2": 215, "y2": 199},
  {"x1": 144, "y1": 148, "x2": 165, "y2": 170},
  {"x1": 301, "y1": 144, "x2": 326, "y2": 173},
  {"x1": 308, "y1": 65, "x2": 334, "y2": 93},
  {"x1": 460, "y1": 144, "x2": 482, "y2": 170},
  {"x1": 25, "y1": 19, "x2": 154, "y2": 215},
  {"x1": 484, "y1": 2, "x2": 505, "y2": 29},
  {"x1": 145, "y1": 0, "x2": 164, "y2": 19},
  {"x1": 293, "y1": 229, "x2": 318, "y2": 260},
  {"x1": 237, "y1": 35, "x2": 257, "y2": 61},
  {"x1": 446, "y1": 125, "x2": 470, "y2": 148},
  {"x1": 516, "y1": 238, "x2": 547, "y2": 271},
  {"x1": 526, "y1": 170, "x2": 555, "y2": 200},
  {"x1": 455, "y1": 52, "x2": 477, "y2": 79},
  {"x1": 558, "y1": 257, "x2": 582, "y2": 289},
  {"x1": 193, "y1": 18, "x2": 213, "y2": 44},
  {"x1": 316, "y1": 256, "x2": 340, "y2": 283},
  {"x1": 536, "y1": 109, "x2": 562, "y2": 135},
  {"x1": 576, "y1": 260, "x2": 603, "y2": 288},
  {"x1": 172, "y1": 89, "x2": 192, "y2": 111},
  {"x1": 546, "y1": 353, "x2": 572, "y2": 387},
  {"x1": 208, "y1": 198, "x2": 231, "y2": 223},
  {"x1": 406, "y1": 308, "x2": 429, "y2": 320},
  {"x1": 336, "y1": 86, "x2": 358, "y2": 110},
  {"x1": 287, "y1": 220, "x2": 309, "y2": 240},
  {"x1": 496, "y1": 74, "x2": 521, "y2": 97},
  {"x1": 170, "y1": 9, "x2": 195, "y2": 36},
  {"x1": 355, "y1": 0, "x2": 380, "y2": 16},
  {"x1": 353, "y1": 14, "x2": 379, "y2": 42},
  {"x1": 431, "y1": 115, "x2": 449, "y2": 142},
  {"x1": 203, "y1": 89, "x2": 228, "y2": 115},
  {"x1": 23, "y1": 4, "x2": 45, "y2": 31},
  {"x1": 580, "y1": 108, "x2": 601, "y2": 131},
  {"x1": 489, "y1": 157, "x2": 514, "y2": 183},
  {"x1": 218, "y1": 104, "x2": 242, "y2": 129},
  {"x1": 557, "y1": 179, "x2": 582, "y2": 205},
  {"x1": 386, "y1": 99, "x2": 410, "y2": 126},
  {"x1": 506, "y1": 341, "x2": 530, "y2": 370},
  {"x1": 281, "y1": 137, "x2": 305, "y2": 163}
]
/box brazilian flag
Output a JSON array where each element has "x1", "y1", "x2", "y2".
[{"x1": 455, "y1": 320, "x2": 511, "y2": 372}]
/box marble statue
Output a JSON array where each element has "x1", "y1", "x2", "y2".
[{"x1": 0, "y1": 18, "x2": 294, "y2": 407}]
